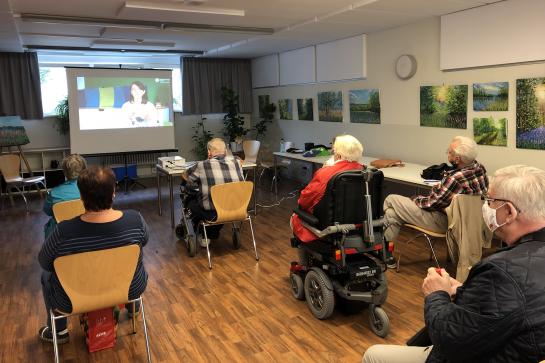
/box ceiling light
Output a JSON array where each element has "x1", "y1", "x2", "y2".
[
  {"x1": 91, "y1": 39, "x2": 176, "y2": 48},
  {"x1": 122, "y1": 1, "x2": 245, "y2": 16}
]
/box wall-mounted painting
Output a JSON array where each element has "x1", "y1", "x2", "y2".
[
  {"x1": 297, "y1": 98, "x2": 314, "y2": 121},
  {"x1": 473, "y1": 116, "x2": 507, "y2": 146},
  {"x1": 516, "y1": 78, "x2": 545, "y2": 150},
  {"x1": 0, "y1": 116, "x2": 30, "y2": 147},
  {"x1": 278, "y1": 99, "x2": 293, "y2": 120},
  {"x1": 349, "y1": 89, "x2": 380, "y2": 124},
  {"x1": 258, "y1": 95, "x2": 270, "y2": 118},
  {"x1": 318, "y1": 91, "x2": 343, "y2": 122},
  {"x1": 420, "y1": 85, "x2": 468, "y2": 129},
  {"x1": 473, "y1": 82, "x2": 508, "y2": 111}
]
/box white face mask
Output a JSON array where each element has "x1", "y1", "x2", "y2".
[{"x1": 482, "y1": 202, "x2": 506, "y2": 232}]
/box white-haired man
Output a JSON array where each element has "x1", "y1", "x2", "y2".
[
  {"x1": 383, "y1": 136, "x2": 488, "y2": 267},
  {"x1": 291, "y1": 134, "x2": 364, "y2": 243},
  {"x1": 182, "y1": 138, "x2": 244, "y2": 246},
  {"x1": 363, "y1": 165, "x2": 545, "y2": 363}
]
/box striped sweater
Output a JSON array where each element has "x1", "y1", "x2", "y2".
[{"x1": 38, "y1": 209, "x2": 149, "y2": 313}]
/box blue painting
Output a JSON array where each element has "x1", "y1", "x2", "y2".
[
  {"x1": 473, "y1": 82, "x2": 508, "y2": 111},
  {"x1": 0, "y1": 116, "x2": 30, "y2": 147},
  {"x1": 349, "y1": 89, "x2": 380, "y2": 124}
]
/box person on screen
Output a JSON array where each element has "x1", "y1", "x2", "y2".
[{"x1": 121, "y1": 81, "x2": 158, "y2": 127}]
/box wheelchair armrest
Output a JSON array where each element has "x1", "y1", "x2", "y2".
[{"x1": 293, "y1": 208, "x2": 319, "y2": 227}]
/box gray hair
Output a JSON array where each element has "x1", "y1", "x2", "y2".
[
  {"x1": 62, "y1": 154, "x2": 87, "y2": 180},
  {"x1": 333, "y1": 135, "x2": 364, "y2": 162},
  {"x1": 491, "y1": 165, "x2": 545, "y2": 219},
  {"x1": 207, "y1": 138, "x2": 227, "y2": 154},
  {"x1": 451, "y1": 136, "x2": 477, "y2": 164}
]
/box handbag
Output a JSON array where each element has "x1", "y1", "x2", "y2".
[
  {"x1": 370, "y1": 159, "x2": 405, "y2": 169},
  {"x1": 421, "y1": 163, "x2": 454, "y2": 180}
]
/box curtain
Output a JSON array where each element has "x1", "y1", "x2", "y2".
[
  {"x1": 0, "y1": 52, "x2": 43, "y2": 120},
  {"x1": 182, "y1": 57, "x2": 252, "y2": 115}
]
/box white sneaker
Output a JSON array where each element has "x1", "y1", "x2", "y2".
[{"x1": 198, "y1": 235, "x2": 210, "y2": 248}]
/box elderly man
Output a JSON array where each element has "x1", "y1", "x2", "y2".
[
  {"x1": 383, "y1": 136, "x2": 488, "y2": 267},
  {"x1": 363, "y1": 165, "x2": 545, "y2": 362},
  {"x1": 183, "y1": 138, "x2": 244, "y2": 246}
]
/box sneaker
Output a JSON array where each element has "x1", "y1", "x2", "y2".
[
  {"x1": 198, "y1": 235, "x2": 210, "y2": 248},
  {"x1": 385, "y1": 256, "x2": 397, "y2": 269},
  {"x1": 38, "y1": 326, "x2": 69, "y2": 344}
]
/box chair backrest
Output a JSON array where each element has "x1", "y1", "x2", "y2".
[
  {"x1": 312, "y1": 169, "x2": 384, "y2": 230},
  {"x1": 210, "y1": 181, "x2": 253, "y2": 223},
  {"x1": 53, "y1": 245, "x2": 140, "y2": 314},
  {"x1": 0, "y1": 154, "x2": 21, "y2": 180},
  {"x1": 243, "y1": 140, "x2": 261, "y2": 164},
  {"x1": 53, "y1": 199, "x2": 86, "y2": 223}
]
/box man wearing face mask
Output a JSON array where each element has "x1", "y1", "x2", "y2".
[
  {"x1": 382, "y1": 136, "x2": 488, "y2": 268},
  {"x1": 363, "y1": 165, "x2": 545, "y2": 363}
]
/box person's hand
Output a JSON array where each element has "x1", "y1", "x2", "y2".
[
  {"x1": 449, "y1": 277, "x2": 463, "y2": 297},
  {"x1": 422, "y1": 267, "x2": 451, "y2": 297}
]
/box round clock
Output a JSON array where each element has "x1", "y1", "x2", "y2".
[{"x1": 395, "y1": 54, "x2": 417, "y2": 80}]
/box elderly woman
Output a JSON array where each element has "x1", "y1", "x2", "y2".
[
  {"x1": 43, "y1": 154, "x2": 87, "y2": 238},
  {"x1": 290, "y1": 134, "x2": 364, "y2": 243}
]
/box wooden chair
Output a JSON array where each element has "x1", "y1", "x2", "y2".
[
  {"x1": 395, "y1": 224, "x2": 446, "y2": 273},
  {"x1": 201, "y1": 181, "x2": 259, "y2": 269},
  {"x1": 51, "y1": 245, "x2": 151, "y2": 363},
  {"x1": 242, "y1": 140, "x2": 260, "y2": 181},
  {"x1": 52, "y1": 199, "x2": 85, "y2": 223},
  {"x1": 0, "y1": 153, "x2": 46, "y2": 211}
]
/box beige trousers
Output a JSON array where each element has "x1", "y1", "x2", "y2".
[
  {"x1": 362, "y1": 345, "x2": 432, "y2": 363},
  {"x1": 383, "y1": 194, "x2": 448, "y2": 242}
]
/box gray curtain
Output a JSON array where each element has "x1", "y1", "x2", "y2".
[
  {"x1": 182, "y1": 57, "x2": 252, "y2": 115},
  {"x1": 0, "y1": 52, "x2": 43, "y2": 120}
]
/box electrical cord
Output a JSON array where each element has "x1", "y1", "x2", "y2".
[{"x1": 256, "y1": 188, "x2": 300, "y2": 209}]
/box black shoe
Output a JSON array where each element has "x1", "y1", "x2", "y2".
[
  {"x1": 39, "y1": 326, "x2": 69, "y2": 344},
  {"x1": 385, "y1": 256, "x2": 397, "y2": 269}
]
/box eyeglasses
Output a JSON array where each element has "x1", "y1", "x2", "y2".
[{"x1": 481, "y1": 195, "x2": 521, "y2": 213}]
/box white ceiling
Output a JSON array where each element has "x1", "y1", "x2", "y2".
[{"x1": 0, "y1": 0, "x2": 504, "y2": 66}]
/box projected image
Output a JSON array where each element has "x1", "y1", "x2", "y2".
[{"x1": 77, "y1": 76, "x2": 173, "y2": 130}]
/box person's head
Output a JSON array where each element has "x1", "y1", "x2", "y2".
[
  {"x1": 129, "y1": 81, "x2": 148, "y2": 104},
  {"x1": 77, "y1": 166, "x2": 116, "y2": 212},
  {"x1": 447, "y1": 136, "x2": 477, "y2": 168},
  {"x1": 62, "y1": 154, "x2": 87, "y2": 180},
  {"x1": 207, "y1": 138, "x2": 227, "y2": 158},
  {"x1": 332, "y1": 135, "x2": 364, "y2": 162},
  {"x1": 483, "y1": 165, "x2": 545, "y2": 244}
]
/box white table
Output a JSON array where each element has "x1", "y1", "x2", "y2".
[
  {"x1": 272, "y1": 152, "x2": 431, "y2": 196},
  {"x1": 156, "y1": 162, "x2": 257, "y2": 228}
]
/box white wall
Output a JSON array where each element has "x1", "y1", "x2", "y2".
[{"x1": 253, "y1": 17, "x2": 545, "y2": 174}]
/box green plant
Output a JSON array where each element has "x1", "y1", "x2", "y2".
[
  {"x1": 54, "y1": 97, "x2": 70, "y2": 135},
  {"x1": 221, "y1": 86, "x2": 248, "y2": 142},
  {"x1": 254, "y1": 101, "x2": 276, "y2": 140},
  {"x1": 191, "y1": 116, "x2": 213, "y2": 160}
]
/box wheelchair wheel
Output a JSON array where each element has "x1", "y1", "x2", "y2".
[
  {"x1": 369, "y1": 306, "x2": 389, "y2": 338},
  {"x1": 185, "y1": 234, "x2": 197, "y2": 257},
  {"x1": 175, "y1": 224, "x2": 185, "y2": 240},
  {"x1": 232, "y1": 227, "x2": 241, "y2": 250},
  {"x1": 304, "y1": 269, "x2": 335, "y2": 320},
  {"x1": 290, "y1": 273, "x2": 305, "y2": 300}
]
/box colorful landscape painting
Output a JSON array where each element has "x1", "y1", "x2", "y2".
[
  {"x1": 473, "y1": 82, "x2": 508, "y2": 111},
  {"x1": 0, "y1": 116, "x2": 30, "y2": 147},
  {"x1": 516, "y1": 78, "x2": 545, "y2": 150},
  {"x1": 278, "y1": 99, "x2": 293, "y2": 120},
  {"x1": 297, "y1": 98, "x2": 313, "y2": 121},
  {"x1": 349, "y1": 89, "x2": 380, "y2": 124},
  {"x1": 473, "y1": 117, "x2": 507, "y2": 147},
  {"x1": 258, "y1": 95, "x2": 270, "y2": 118},
  {"x1": 318, "y1": 91, "x2": 343, "y2": 122},
  {"x1": 420, "y1": 85, "x2": 468, "y2": 129}
]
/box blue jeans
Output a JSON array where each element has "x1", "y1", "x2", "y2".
[{"x1": 41, "y1": 272, "x2": 67, "y2": 331}]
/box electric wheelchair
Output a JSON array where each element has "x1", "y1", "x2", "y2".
[{"x1": 289, "y1": 168, "x2": 390, "y2": 337}]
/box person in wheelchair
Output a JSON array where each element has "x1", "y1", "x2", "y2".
[{"x1": 182, "y1": 138, "x2": 244, "y2": 247}]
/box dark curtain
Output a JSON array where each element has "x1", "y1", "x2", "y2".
[
  {"x1": 0, "y1": 52, "x2": 43, "y2": 119},
  {"x1": 182, "y1": 57, "x2": 252, "y2": 115}
]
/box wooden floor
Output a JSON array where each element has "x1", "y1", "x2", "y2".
[{"x1": 0, "y1": 178, "x2": 456, "y2": 363}]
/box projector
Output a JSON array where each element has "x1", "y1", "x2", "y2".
[{"x1": 158, "y1": 156, "x2": 185, "y2": 169}]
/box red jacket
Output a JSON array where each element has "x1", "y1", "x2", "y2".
[{"x1": 291, "y1": 160, "x2": 363, "y2": 243}]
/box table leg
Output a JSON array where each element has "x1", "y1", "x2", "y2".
[
  {"x1": 169, "y1": 174, "x2": 174, "y2": 228},
  {"x1": 157, "y1": 169, "x2": 162, "y2": 216}
]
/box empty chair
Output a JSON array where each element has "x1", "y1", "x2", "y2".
[
  {"x1": 0, "y1": 153, "x2": 46, "y2": 211},
  {"x1": 52, "y1": 199, "x2": 85, "y2": 223},
  {"x1": 242, "y1": 140, "x2": 260, "y2": 181}
]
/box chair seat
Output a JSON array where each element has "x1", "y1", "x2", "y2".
[{"x1": 404, "y1": 223, "x2": 446, "y2": 238}]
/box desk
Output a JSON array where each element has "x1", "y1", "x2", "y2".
[
  {"x1": 273, "y1": 152, "x2": 431, "y2": 197},
  {"x1": 156, "y1": 162, "x2": 257, "y2": 228}
]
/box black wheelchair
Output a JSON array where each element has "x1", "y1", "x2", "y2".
[
  {"x1": 289, "y1": 169, "x2": 390, "y2": 337},
  {"x1": 175, "y1": 184, "x2": 242, "y2": 257}
]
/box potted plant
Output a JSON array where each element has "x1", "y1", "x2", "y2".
[
  {"x1": 54, "y1": 97, "x2": 70, "y2": 135},
  {"x1": 221, "y1": 86, "x2": 248, "y2": 152},
  {"x1": 191, "y1": 116, "x2": 213, "y2": 160},
  {"x1": 254, "y1": 101, "x2": 276, "y2": 141}
]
